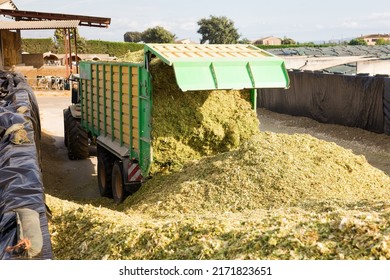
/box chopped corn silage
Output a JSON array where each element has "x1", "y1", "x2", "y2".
[
  {"x1": 46, "y1": 50, "x2": 390, "y2": 260},
  {"x1": 124, "y1": 132, "x2": 390, "y2": 215},
  {"x1": 46, "y1": 132, "x2": 390, "y2": 260},
  {"x1": 47, "y1": 195, "x2": 390, "y2": 260},
  {"x1": 120, "y1": 50, "x2": 260, "y2": 174}
]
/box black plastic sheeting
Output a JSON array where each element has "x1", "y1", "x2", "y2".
[
  {"x1": 384, "y1": 79, "x2": 390, "y2": 135},
  {"x1": 267, "y1": 45, "x2": 390, "y2": 58},
  {"x1": 258, "y1": 71, "x2": 389, "y2": 135},
  {"x1": 0, "y1": 71, "x2": 52, "y2": 259}
]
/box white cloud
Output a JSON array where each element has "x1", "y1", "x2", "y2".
[
  {"x1": 342, "y1": 21, "x2": 361, "y2": 28},
  {"x1": 112, "y1": 18, "x2": 141, "y2": 30},
  {"x1": 180, "y1": 21, "x2": 197, "y2": 31},
  {"x1": 364, "y1": 12, "x2": 390, "y2": 28},
  {"x1": 364, "y1": 12, "x2": 390, "y2": 20}
]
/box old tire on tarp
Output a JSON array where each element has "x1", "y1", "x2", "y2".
[{"x1": 8, "y1": 208, "x2": 43, "y2": 258}]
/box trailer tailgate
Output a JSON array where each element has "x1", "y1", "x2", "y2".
[{"x1": 144, "y1": 43, "x2": 290, "y2": 91}]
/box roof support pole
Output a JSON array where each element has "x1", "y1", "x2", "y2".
[
  {"x1": 73, "y1": 28, "x2": 78, "y2": 74},
  {"x1": 67, "y1": 29, "x2": 73, "y2": 75},
  {"x1": 63, "y1": 28, "x2": 69, "y2": 77}
]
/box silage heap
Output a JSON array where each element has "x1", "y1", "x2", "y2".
[
  {"x1": 120, "y1": 50, "x2": 260, "y2": 174},
  {"x1": 46, "y1": 50, "x2": 390, "y2": 260},
  {"x1": 125, "y1": 132, "x2": 390, "y2": 216},
  {"x1": 149, "y1": 59, "x2": 260, "y2": 174}
]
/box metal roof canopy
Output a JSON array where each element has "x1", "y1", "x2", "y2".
[
  {"x1": 0, "y1": 19, "x2": 80, "y2": 30},
  {"x1": 144, "y1": 44, "x2": 290, "y2": 91},
  {"x1": 0, "y1": 8, "x2": 110, "y2": 76},
  {"x1": 0, "y1": 8, "x2": 110, "y2": 28}
]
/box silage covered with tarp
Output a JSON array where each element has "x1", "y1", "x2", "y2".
[{"x1": 0, "y1": 71, "x2": 52, "y2": 259}]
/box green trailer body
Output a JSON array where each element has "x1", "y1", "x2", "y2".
[
  {"x1": 69, "y1": 43, "x2": 289, "y2": 202},
  {"x1": 78, "y1": 61, "x2": 151, "y2": 175}
]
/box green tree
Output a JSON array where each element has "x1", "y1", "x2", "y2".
[
  {"x1": 282, "y1": 37, "x2": 296, "y2": 45},
  {"x1": 348, "y1": 38, "x2": 367, "y2": 45},
  {"x1": 21, "y1": 38, "x2": 55, "y2": 53},
  {"x1": 197, "y1": 15, "x2": 240, "y2": 44},
  {"x1": 238, "y1": 37, "x2": 251, "y2": 44},
  {"x1": 124, "y1": 31, "x2": 143, "y2": 43},
  {"x1": 375, "y1": 38, "x2": 390, "y2": 45},
  {"x1": 54, "y1": 28, "x2": 87, "y2": 53},
  {"x1": 141, "y1": 26, "x2": 176, "y2": 43}
]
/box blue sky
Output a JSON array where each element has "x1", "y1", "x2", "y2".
[{"x1": 11, "y1": 0, "x2": 390, "y2": 43}]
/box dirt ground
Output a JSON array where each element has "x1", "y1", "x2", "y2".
[
  {"x1": 36, "y1": 91, "x2": 390, "y2": 203},
  {"x1": 36, "y1": 91, "x2": 100, "y2": 202}
]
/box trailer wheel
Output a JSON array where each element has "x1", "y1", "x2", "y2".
[
  {"x1": 97, "y1": 149, "x2": 114, "y2": 197},
  {"x1": 67, "y1": 115, "x2": 89, "y2": 160},
  {"x1": 112, "y1": 161, "x2": 126, "y2": 204}
]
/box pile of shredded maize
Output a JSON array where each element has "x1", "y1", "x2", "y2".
[{"x1": 46, "y1": 50, "x2": 390, "y2": 260}]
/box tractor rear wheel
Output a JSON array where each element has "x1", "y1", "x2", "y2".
[{"x1": 66, "y1": 113, "x2": 89, "y2": 160}]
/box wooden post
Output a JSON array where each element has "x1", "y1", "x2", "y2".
[
  {"x1": 63, "y1": 28, "x2": 69, "y2": 77},
  {"x1": 73, "y1": 28, "x2": 79, "y2": 74},
  {"x1": 68, "y1": 29, "x2": 73, "y2": 75}
]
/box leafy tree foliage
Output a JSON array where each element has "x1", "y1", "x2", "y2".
[
  {"x1": 54, "y1": 28, "x2": 87, "y2": 53},
  {"x1": 375, "y1": 38, "x2": 390, "y2": 45},
  {"x1": 238, "y1": 37, "x2": 251, "y2": 44},
  {"x1": 348, "y1": 38, "x2": 367, "y2": 45},
  {"x1": 85, "y1": 40, "x2": 143, "y2": 57},
  {"x1": 123, "y1": 26, "x2": 175, "y2": 43},
  {"x1": 22, "y1": 38, "x2": 144, "y2": 57},
  {"x1": 141, "y1": 26, "x2": 176, "y2": 43},
  {"x1": 22, "y1": 38, "x2": 56, "y2": 53},
  {"x1": 54, "y1": 28, "x2": 81, "y2": 44},
  {"x1": 197, "y1": 15, "x2": 240, "y2": 44},
  {"x1": 282, "y1": 37, "x2": 296, "y2": 45},
  {"x1": 124, "y1": 31, "x2": 143, "y2": 43}
]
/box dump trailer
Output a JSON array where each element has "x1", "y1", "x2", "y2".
[{"x1": 63, "y1": 44, "x2": 290, "y2": 203}]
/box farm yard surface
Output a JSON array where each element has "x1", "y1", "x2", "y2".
[{"x1": 37, "y1": 85, "x2": 390, "y2": 260}]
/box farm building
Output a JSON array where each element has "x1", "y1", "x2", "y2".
[
  {"x1": 0, "y1": 0, "x2": 110, "y2": 73},
  {"x1": 358, "y1": 33, "x2": 390, "y2": 45},
  {"x1": 252, "y1": 36, "x2": 282, "y2": 45}
]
